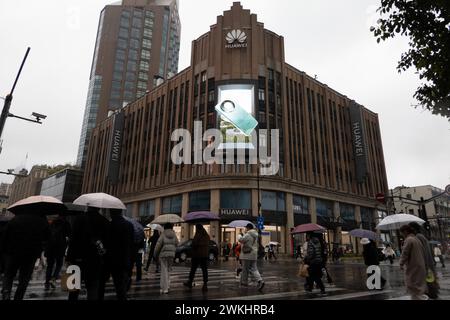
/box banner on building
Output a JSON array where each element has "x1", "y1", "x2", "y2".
[
  {"x1": 107, "y1": 111, "x2": 125, "y2": 185},
  {"x1": 349, "y1": 101, "x2": 368, "y2": 184}
]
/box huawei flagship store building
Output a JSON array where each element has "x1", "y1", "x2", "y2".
[{"x1": 83, "y1": 3, "x2": 389, "y2": 255}]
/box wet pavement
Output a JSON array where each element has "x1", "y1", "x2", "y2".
[{"x1": 4, "y1": 257, "x2": 449, "y2": 300}]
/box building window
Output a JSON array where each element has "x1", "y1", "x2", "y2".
[
  {"x1": 220, "y1": 189, "x2": 251, "y2": 209},
  {"x1": 117, "y1": 39, "x2": 127, "y2": 49},
  {"x1": 142, "y1": 38, "x2": 152, "y2": 49},
  {"x1": 127, "y1": 60, "x2": 137, "y2": 72},
  {"x1": 189, "y1": 191, "x2": 211, "y2": 212},
  {"x1": 131, "y1": 28, "x2": 140, "y2": 39},
  {"x1": 293, "y1": 195, "x2": 308, "y2": 214},
  {"x1": 139, "y1": 200, "x2": 155, "y2": 217},
  {"x1": 258, "y1": 89, "x2": 265, "y2": 101},
  {"x1": 316, "y1": 199, "x2": 333, "y2": 217},
  {"x1": 140, "y1": 61, "x2": 149, "y2": 72},
  {"x1": 261, "y1": 191, "x2": 286, "y2": 212},
  {"x1": 141, "y1": 49, "x2": 151, "y2": 60},
  {"x1": 162, "y1": 195, "x2": 182, "y2": 214},
  {"x1": 340, "y1": 203, "x2": 355, "y2": 222},
  {"x1": 361, "y1": 207, "x2": 374, "y2": 230},
  {"x1": 128, "y1": 49, "x2": 138, "y2": 61}
]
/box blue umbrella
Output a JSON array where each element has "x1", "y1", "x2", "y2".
[
  {"x1": 349, "y1": 229, "x2": 380, "y2": 241},
  {"x1": 125, "y1": 216, "x2": 145, "y2": 244}
]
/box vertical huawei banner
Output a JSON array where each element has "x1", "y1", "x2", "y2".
[
  {"x1": 107, "y1": 111, "x2": 125, "y2": 185},
  {"x1": 349, "y1": 101, "x2": 368, "y2": 183}
]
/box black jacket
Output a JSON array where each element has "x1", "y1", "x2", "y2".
[
  {"x1": 45, "y1": 218, "x2": 71, "y2": 258},
  {"x1": 66, "y1": 212, "x2": 110, "y2": 266},
  {"x1": 305, "y1": 237, "x2": 323, "y2": 266},
  {"x1": 109, "y1": 216, "x2": 134, "y2": 270},
  {"x1": 148, "y1": 233, "x2": 160, "y2": 252},
  {"x1": 363, "y1": 242, "x2": 379, "y2": 266},
  {"x1": 1, "y1": 214, "x2": 50, "y2": 260},
  {"x1": 191, "y1": 231, "x2": 210, "y2": 258}
]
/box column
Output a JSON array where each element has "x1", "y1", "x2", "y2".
[
  {"x1": 333, "y1": 201, "x2": 342, "y2": 245},
  {"x1": 154, "y1": 198, "x2": 161, "y2": 217},
  {"x1": 285, "y1": 193, "x2": 294, "y2": 256},
  {"x1": 355, "y1": 205, "x2": 362, "y2": 254},
  {"x1": 210, "y1": 189, "x2": 220, "y2": 243},
  {"x1": 252, "y1": 189, "x2": 260, "y2": 218},
  {"x1": 132, "y1": 202, "x2": 139, "y2": 219},
  {"x1": 309, "y1": 197, "x2": 317, "y2": 224},
  {"x1": 180, "y1": 193, "x2": 189, "y2": 242}
]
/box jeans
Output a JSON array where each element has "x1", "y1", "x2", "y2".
[
  {"x1": 160, "y1": 257, "x2": 173, "y2": 292},
  {"x1": 2, "y1": 255, "x2": 37, "y2": 300},
  {"x1": 45, "y1": 255, "x2": 64, "y2": 283},
  {"x1": 240, "y1": 259, "x2": 262, "y2": 285},
  {"x1": 188, "y1": 257, "x2": 208, "y2": 284}
]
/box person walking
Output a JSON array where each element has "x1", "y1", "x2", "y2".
[
  {"x1": 257, "y1": 230, "x2": 265, "y2": 275},
  {"x1": 108, "y1": 209, "x2": 134, "y2": 300},
  {"x1": 399, "y1": 225, "x2": 428, "y2": 300},
  {"x1": 361, "y1": 238, "x2": 386, "y2": 289},
  {"x1": 434, "y1": 245, "x2": 446, "y2": 268},
  {"x1": 154, "y1": 223, "x2": 179, "y2": 294},
  {"x1": 66, "y1": 207, "x2": 111, "y2": 301},
  {"x1": 183, "y1": 224, "x2": 210, "y2": 291},
  {"x1": 44, "y1": 216, "x2": 71, "y2": 290},
  {"x1": 239, "y1": 223, "x2": 265, "y2": 291},
  {"x1": 234, "y1": 240, "x2": 242, "y2": 278},
  {"x1": 144, "y1": 230, "x2": 160, "y2": 272},
  {"x1": 1, "y1": 213, "x2": 49, "y2": 300},
  {"x1": 317, "y1": 235, "x2": 334, "y2": 286},
  {"x1": 383, "y1": 245, "x2": 396, "y2": 265},
  {"x1": 303, "y1": 233, "x2": 326, "y2": 295}
]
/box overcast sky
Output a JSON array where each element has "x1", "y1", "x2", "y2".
[{"x1": 0, "y1": 0, "x2": 449, "y2": 190}]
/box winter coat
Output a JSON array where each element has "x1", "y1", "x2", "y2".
[
  {"x1": 2, "y1": 214, "x2": 50, "y2": 260},
  {"x1": 399, "y1": 234, "x2": 427, "y2": 297},
  {"x1": 45, "y1": 218, "x2": 71, "y2": 258},
  {"x1": 305, "y1": 237, "x2": 323, "y2": 266},
  {"x1": 191, "y1": 230, "x2": 210, "y2": 258},
  {"x1": 66, "y1": 212, "x2": 111, "y2": 267},
  {"x1": 154, "y1": 229, "x2": 179, "y2": 259},
  {"x1": 416, "y1": 233, "x2": 435, "y2": 273},
  {"x1": 239, "y1": 229, "x2": 259, "y2": 261},
  {"x1": 363, "y1": 242, "x2": 380, "y2": 266},
  {"x1": 108, "y1": 216, "x2": 135, "y2": 270}
]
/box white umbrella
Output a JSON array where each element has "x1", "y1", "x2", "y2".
[
  {"x1": 147, "y1": 223, "x2": 164, "y2": 232},
  {"x1": 376, "y1": 214, "x2": 425, "y2": 231},
  {"x1": 150, "y1": 214, "x2": 184, "y2": 225},
  {"x1": 73, "y1": 193, "x2": 126, "y2": 210},
  {"x1": 269, "y1": 241, "x2": 280, "y2": 246},
  {"x1": 7, "y1": 196, "x2": 66, "y2": 215}
]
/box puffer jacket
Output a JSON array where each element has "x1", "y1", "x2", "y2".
[
  {"x1": 239, "y1": 229, "x2": 259, "y2": 261},
  {"x1": 154, "y1": 229, "x2": 179, "y2": 259},
  {"x1": 305, "y1": 237, "x2": 323, "y2": 266}
]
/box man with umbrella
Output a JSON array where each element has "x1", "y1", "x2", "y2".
[{"x1": 1, "y1": 196, "x2": 56, "y2": 300}]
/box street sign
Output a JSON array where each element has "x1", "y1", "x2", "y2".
[
  {"x1": 376, "y1": 193, "x2": 385, "y2": 203},
  {"x1": 257, "y1": 216, "x2": 265, "y2": 230},
  {"x1": 445, "y1": 184, "x2": 450, "y2": 196}
]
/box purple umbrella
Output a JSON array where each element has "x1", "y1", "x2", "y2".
[
  {"x1": 184, "y1": 211, "x2": 220, "y2": 223},
  {"x1": 349, "y1": 229, "x2": 380, "y2": 241}
]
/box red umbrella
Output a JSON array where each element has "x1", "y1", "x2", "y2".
[{"x1": 291, "y1": 223, "x2": 326, "y2": 234}]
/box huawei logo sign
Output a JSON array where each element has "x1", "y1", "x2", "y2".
[{"x1": 225, "y1": 29, "x2": 248, "y2": 48}]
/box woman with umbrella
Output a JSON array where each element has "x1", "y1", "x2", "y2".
[
  {"x1": 154, "y1": 223, "x2": 179, "y2": 294},
  {"x1": 183, "y1": 224, "x2": 210, "y2": 292}
]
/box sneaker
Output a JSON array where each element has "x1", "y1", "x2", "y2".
[
  {"x1": 183, "y1": 282, "x2": 193, "y2": 289},
  {"x1": 257, "y1": 281, "x2": 265, "y2": 292}
]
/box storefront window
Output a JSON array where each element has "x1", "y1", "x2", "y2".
[
  {"x1": 125, "y1": 204, "x2": 133, "y2": 217},
  {"x1": 316, "y1": 199, "x2": 332, "y2": 217},
  {"x1": 293, "y1": 195, "x2": 308, "y2": 214},
  {"x1": 361, "y1": 207, "x2": 374, "y2": 230},
  {"x1": 189, "y1": 190, "x2": 210, "y2": 212},
  {"x1": 220, "y1": 189, "x2": 251, "y2": 209},
  {"x1": 340, "y1": 203, "x2": 355, "y2": 222},
  {"x1": 261, "y1": 191, "x2": 285, "y2": 212},
  {"x1": 139, "y1": 200, "x2": 155, "y2": 217},
  {"x1": 162, "y1": 195, "x2": 182, "y2": 214}
]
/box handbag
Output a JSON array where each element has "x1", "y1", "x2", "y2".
[{"x1": 298, "y1": 263, "x2": 309, "y2": 278}]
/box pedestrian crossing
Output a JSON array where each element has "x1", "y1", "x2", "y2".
[{"x1": 7, "y1": 264, "x2": 445, "y2": 300}]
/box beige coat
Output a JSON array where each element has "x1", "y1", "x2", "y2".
[{"x1": 399, "y1": 234, "x2": 427, "y2": 296}]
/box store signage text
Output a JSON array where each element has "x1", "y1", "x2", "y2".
[
  {"x1": 352, "y1": 122, "x2": 364, "y2": 157},
  {"x1": 220, "y1": 209, "x2": 251, "y2": 216},
  {"x1": 225, "y1": 29, "x2": 248, "y2": 49}
]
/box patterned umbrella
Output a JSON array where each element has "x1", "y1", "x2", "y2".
[
  {"x1": 349, "y1": 229, "x2": 380, "y2": 241},
  {"x1": 290, "y1": 223, "x2": 326, "y2": 234}
]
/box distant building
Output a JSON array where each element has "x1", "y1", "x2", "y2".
[
  {"x1": 40, "y1": 168, "x2": 84, "y2": 203},
  {"x1": 0, "y1": 183, "x2": 12, "y2": 197},
  {"x1": 0, "y1": 194, "x2": 8, "y2": 214},
  {"x1": 391, "y1": 185, "x2": 450, "y2": 241},
  {"x1": 8, "y1": 166, "x2": 50, "y2": 205},
  {"x1": 76, "y1": 0, "x2": 181, "y2": 169}
]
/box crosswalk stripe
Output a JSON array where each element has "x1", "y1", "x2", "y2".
[
  {"x1": 218, "y1": 287, "x2": 345, "y2": 300},
  {"x1": 311, "y1": 290, "x2": 395, "y2": 300}
]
